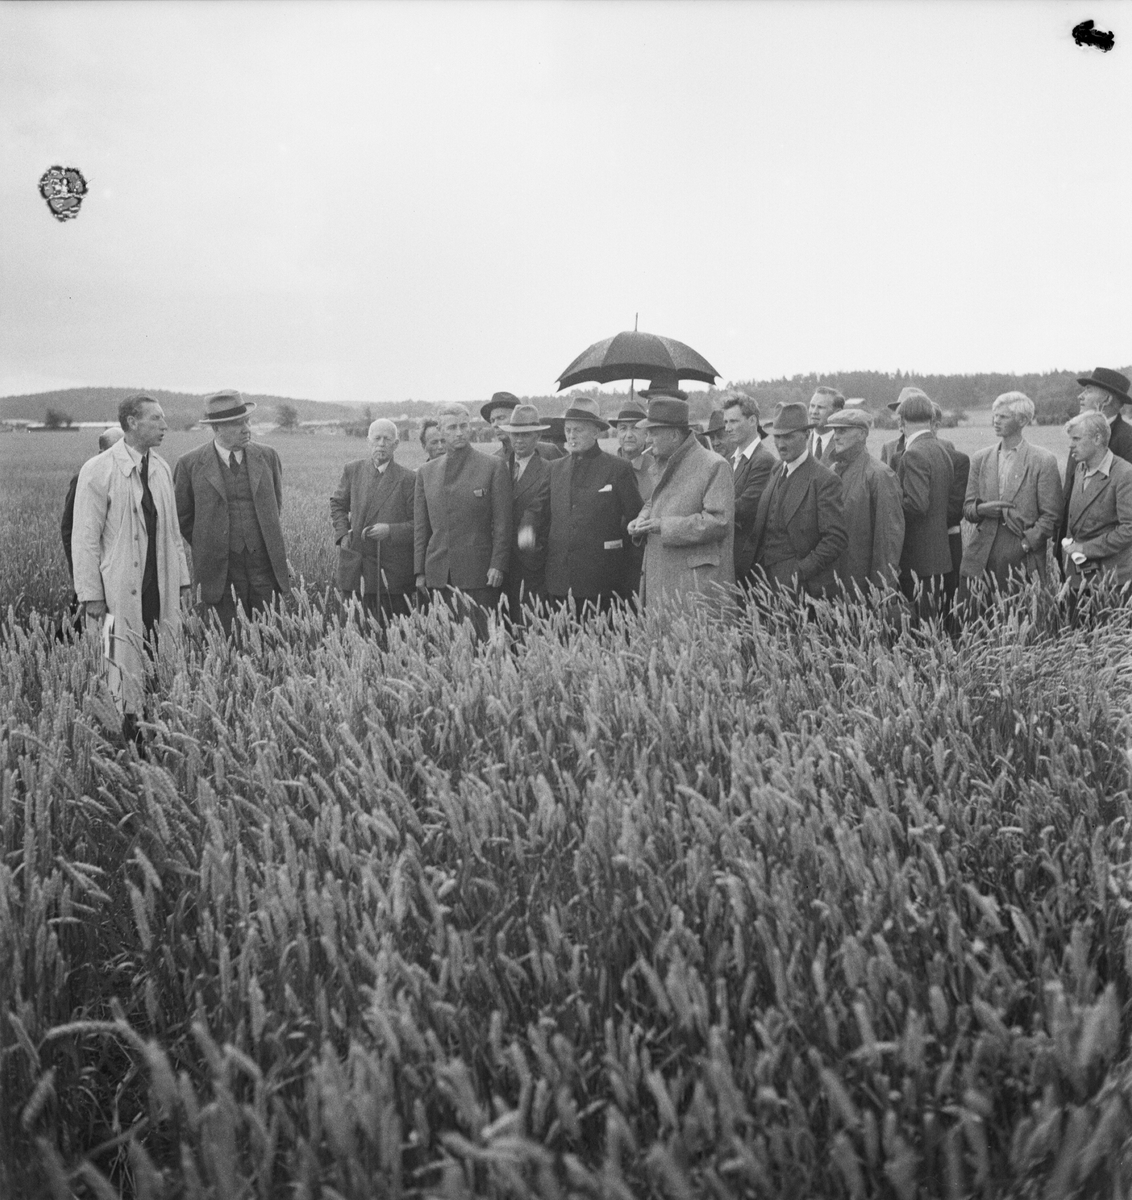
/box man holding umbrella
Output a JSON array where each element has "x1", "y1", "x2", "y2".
[
  {"x1": 545, "y1": 397, "x2": 643, "y2": 616},
  {"x1": 627, "y1": 394, "x2": 735, "y2": 610}
]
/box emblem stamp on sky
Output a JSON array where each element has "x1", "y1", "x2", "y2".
[{"x1": 38, "y1": 165, "x2": 88, "y2": 221}]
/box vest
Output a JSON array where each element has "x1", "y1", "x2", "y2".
[
  {"x1": 222, "y1": 454, "x2": 268, "y2": 558},
  {"x1": 760, "y1": 469, "x2": 797, "y2": 568}
]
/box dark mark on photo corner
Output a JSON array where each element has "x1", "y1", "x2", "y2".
[
  {"x1": 1072, "y1": 19, "x2": 1115, "y2": 52},
  {"x1": 38, "y1": 165, "x2": 88, "y2": 222}
]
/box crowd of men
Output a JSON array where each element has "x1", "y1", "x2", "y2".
[{"x1": 64, "y1": 367, "x2": 1132, "y2": 744}]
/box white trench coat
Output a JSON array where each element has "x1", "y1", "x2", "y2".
[{"x1": 72, "y1": 438, "x2": 190, "y2": 713}]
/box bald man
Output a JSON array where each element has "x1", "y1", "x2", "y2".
[{"x1": 331, "y1": 418, "x2": 418, "y2": 622}]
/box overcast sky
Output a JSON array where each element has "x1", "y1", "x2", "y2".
[{"x1": 2, "y1": 1, "x2": 1129, "y2": 405}]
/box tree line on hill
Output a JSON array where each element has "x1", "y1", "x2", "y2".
[{"x1": 5, "y1": 367, "x2": 1127, "y2": 433}]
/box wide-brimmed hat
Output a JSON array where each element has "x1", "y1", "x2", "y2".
[
  {"x1": 498, "y1": 404, "x2": 550, "y2": 433},
  {"x1": 613, "y1": 405, "x2": 647, "y2": 426},
  {"x1": 200, "y1": 390, "x2": 257, "y2": 424},
  {"x1": 1077, "y1": 367, "x2": 1131, "y2": 403},
  {"x1": 702, "y1": 409, "x2": 726, "y2": 436},
  {"x1": 561, "y1": 405, "x2": 611, "y2": 431},
  {"x1": 637, "y1": 398, "x2": 691, "y2": 429},
  {"x1": 826, "y1": 409, "x2": 873, "y2": 430},
  {"x1": 639, "y1": 384, "x2": 688, "y2": 402},
  {"x1": 480, "y1": 392, "x2": 520, "y2": 422},
  {"x1": 764, "y1": 402, "x2": 813, "y2": 435}
]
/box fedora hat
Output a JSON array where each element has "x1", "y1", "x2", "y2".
[
  {"x1": 764, "y1": 402, "x2": 813, "y2": 435},
  {"x1": 1077, "y1": 367, "x2": 1131, "y2": 403},
  {"x1": 702, "y1": 409, "x2": 726, "y2": 436},
  {"x1": 480, "y1": 392, "x2": 520, "y2": 422},
  {"x1": 199, "y1": 389, "x2": 257, "y2": 424},
  {"x1": 561, "y1": 405, "x2": 611, "y2": 431},
  {"x1": 613, "y1": 405, "x2": 647, "y2": 425},
  {"x1": 637, "y1": 398, "x2": 691, "y2": 429},
  {"x1": 826, "y1": 408, "x2": 873, "y2": 430},
  {"x1": 639, "y1": 384, "x2": 688, "y2": 402},
  {"x1": 498, "y1": 403, "x2": 550, "y2": 433}
]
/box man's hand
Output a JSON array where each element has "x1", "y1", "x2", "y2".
[
  {"x1": 83, "y1": 599, "x2": 107, "y2": 620},
  {"x1": 517, "y1": 525, "x2": 535, "y2": 551},
  {"x1": 416, "y1": 574, "x2": 428, "y2": 593},
  {"x1": 628, "y1": 516, "x2": 661, "y2": 536},
  {"x1": 364, "y1": 523, "x2": 391, "y2": 542},
  {"x1": 486, "y1": 568, "x2": 504, "y2": 588}
]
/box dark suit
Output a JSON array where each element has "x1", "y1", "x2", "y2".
[
  {"x1": 174, "y1": 441, "x2": 290, "y2": 622},
  {"x1": 545, "y1": 444, "x2": 643, "y2": 609},
  {"x1": 330, "y1": 457, "x2": 416, "y2": 620},
  {"x1": 895, "y1": 431, "x2": 954, "y2": 614},
  {"x1": 751, "y1": 455, "x2": 848, "y2": 598},
  {"x1": 61, "y1": 473, "x2": 79, "y2": 579},
  {"x1": 415, "y1": 445, "x2": 511, "y2": 632},
  {"x1": 731, "y1": 438, "x2": 777, "y2": 579},
  {"x1": 505, "y1": 452, "x2": 551, "y2": 616}
]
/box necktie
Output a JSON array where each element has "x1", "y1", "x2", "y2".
[
  {"x1": 139, "y1": 454, "x2": 156, "y2": 521},
  {"x1": 229, "y1": 451, "x2": 241, "y2": 473},
  {"x1": 813, "y1": 435, "x2": 823, "y2": 462}
]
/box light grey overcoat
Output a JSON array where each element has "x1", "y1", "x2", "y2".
[{"x1": 636, "y1": 433, "x2": 735, "y2": 608}]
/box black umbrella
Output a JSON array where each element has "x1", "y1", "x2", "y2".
[{"x1": 556, "y1": 329, "x2": 719, "y2": 390}]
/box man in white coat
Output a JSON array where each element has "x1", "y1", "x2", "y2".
[{"x1": 72, "y1": 393, "x2": 190, "y2": 745}]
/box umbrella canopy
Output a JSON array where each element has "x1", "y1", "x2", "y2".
[{"x1": 556, "y1": 330, "x2": 719, "y2": 390}]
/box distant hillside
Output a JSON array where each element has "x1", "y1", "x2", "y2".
[{"x1": 0, "y1": 387, "x2": 369, "y2": 430}]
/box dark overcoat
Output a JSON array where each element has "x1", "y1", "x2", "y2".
[
  {"x1": 545, "y1": 445, "x2": 643, "y2": 600},
  {"x1": 831, "y1": 447, "x2": 904, "y2": 591}
]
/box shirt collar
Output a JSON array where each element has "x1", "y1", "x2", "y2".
[
  {"x1": 785, "y1": 448, "x2": 809, "y2": 477},
  {"x1": 735, "y1": 434, "x2": 762, "y2": 462},
  {"x1": 905, "y1": 428, "x2": 931, "y2": 447},
  {"x1": 1082, "y1": 448, "x2": 1115, "y2": 479},
  {"x1": 214, "y1": 442, "x2": 243, "y2": 466},
  {"x1": 123, "y1": 440, "x2": 145, "y2": 467}
]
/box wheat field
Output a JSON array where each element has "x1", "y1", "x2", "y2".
[{"x1": 3, "y1": 427, "x2": 1132, "y2": 1198}]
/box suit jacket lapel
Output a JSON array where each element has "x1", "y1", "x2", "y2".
[
  {"x1": 780, "y1": 460, "x2": 810, "y2": 525},
  {"x1": 1071, "y1": 465, "x2": 1111, "y2": 526},
  {"x1": 986, "y1": 446, "x2": 1002, "y2": 502},
  {"x1": 246, "y1": 445, "x2": 265, "y2": 497},
  {"x1": 203, "y1": 443, "x2": 228, "y2": 498}
]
